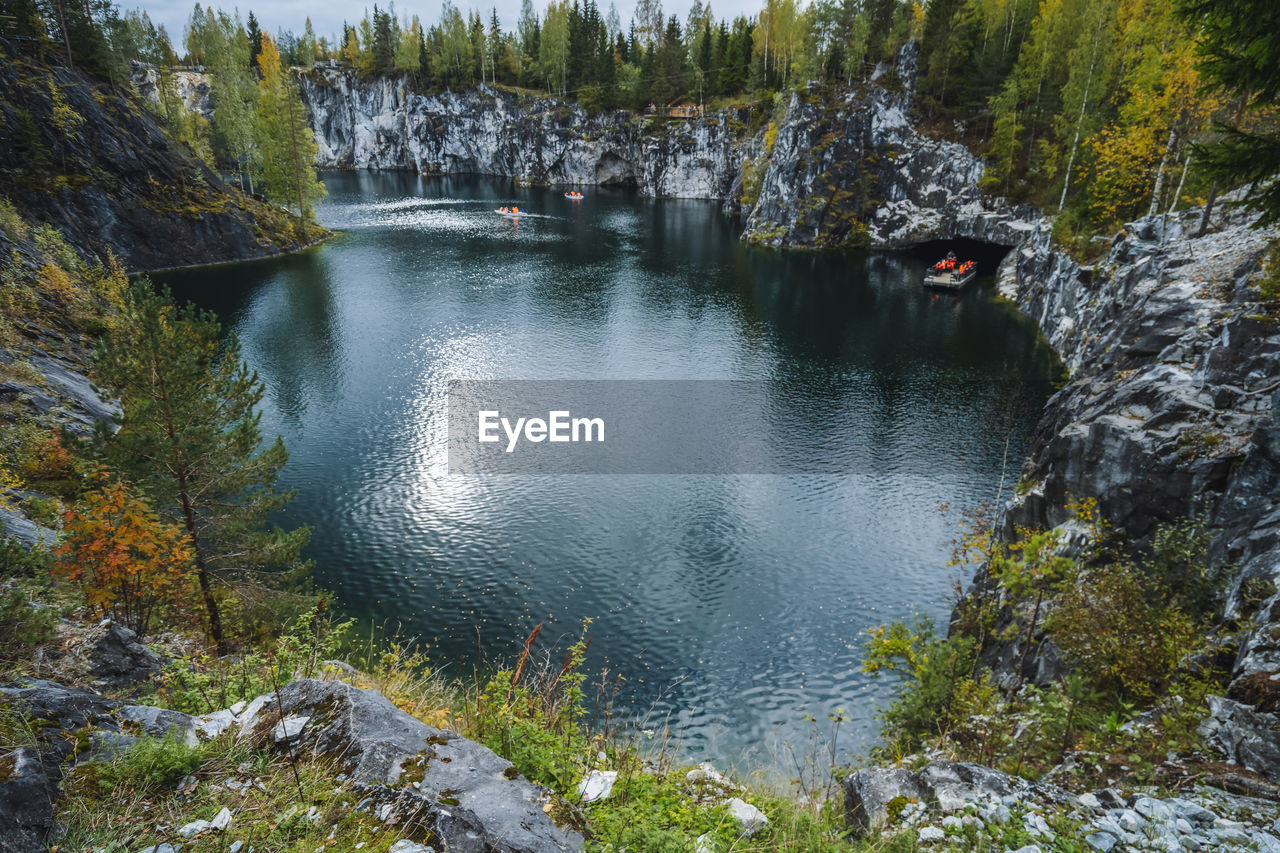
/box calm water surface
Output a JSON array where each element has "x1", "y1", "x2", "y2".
[{"x1": 160, "y1": 172, "x2": 1058, "y2": 771}]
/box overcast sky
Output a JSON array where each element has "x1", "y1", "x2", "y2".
[{"x1": 136, "y1": 0, "x2": 761, "y2": 50}]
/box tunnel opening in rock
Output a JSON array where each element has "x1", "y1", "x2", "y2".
[
  {"x1": 906, "y1": 238, "x2": 1015, "y2": 276},
  {"x1": 595, "y1": 152, "x2": 639, "y2": 188}
]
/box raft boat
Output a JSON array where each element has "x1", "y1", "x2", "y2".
[{"x1": 923, "y1": 257, "x2": 977, "y2": 290}]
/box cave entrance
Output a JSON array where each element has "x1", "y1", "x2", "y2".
[
  {"x1": 595, "y1": 152, "x2": 639, "y2": 188},
  {"x1": 905, "y1": 237, "x2": 1014, "y2": 277}
]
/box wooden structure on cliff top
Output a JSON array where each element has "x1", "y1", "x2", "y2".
[{"x1": 668, "y1": 99, "x2": 705, "y2": 118}]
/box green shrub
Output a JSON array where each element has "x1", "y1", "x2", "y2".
[
  {"x1": 862, "y1": 615, "x2": 999, "y2": 757},
  {"x1": 1141, "y1": 515, "x2": 1230, "y2": 621},
  {"x1": 157, "y1": 604, "x2": 352, "y2": 714},
  {"x1": 1257, "y1": 243, "x2": 1280, "y2": 304},
  {"x1": 468, "y1": 623, "x2": 594, "y2": 793},
  {"x1": 94, "y1": 730, "x2": 204, "y2": 795},
  {"x1": 32, "y1": 223, "x2": 81, "y2": 274},
  {"x1": 19, "y1": 494, "x2": 61, "y2": 528},
  {"x1": 0, "y1": 586, "x2": 57, "y2": 664},
  {"x1": 1046, "y1": 562, "x2": 1197, "y2": 701},
  {"x1": 0, "y1": 537, "x2": 51, "y2": 578},
  {"x1": 0, "y1": 197, "x2": 28, "y2": 241},
  {"x1": 740, "y1": 158, "x2": 768, "y2": 209}
]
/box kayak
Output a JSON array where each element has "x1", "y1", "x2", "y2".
[
  {"x1": 495, "y1": 209, "x2": 521, "y2": 217},
  {"x1": 564, "y1": 193, "x2": 583, "y2": 199}
]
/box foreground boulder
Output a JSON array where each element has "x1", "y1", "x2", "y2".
[
  {"x1": 0, "y1": 679, "x2": 119, "y2": 767},
  {"x1": 844, "y1": 761, "x2": 1058, "y2": 836},
  {"x1": 0, "y1": 677, "x2": 582, "y2": 852},
  {"x1": 0, "y1": 748, "x2": 55, "y2": 853},
  {"x1": 86, "y1": 621, "x2": 162, "y2": 688},
  {"x1": 240, "y1": 679, "x2": 582, "y2": 853},
  {"x1": 1200, "y1": 695, "x2": 1280, "y2": 785}
]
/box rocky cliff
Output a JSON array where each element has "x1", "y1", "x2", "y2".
[
  {"x1": 977, "y1": 199, "x2": 1280, "y2": 782},
  {"x1": 292, "y1": 46, "x2": 1032, "y2": 250},
  {"x1": 0, "y1": 42, "x2": 317, "y2": 272},
  {"x1": 739, "y1": 46, "x2": 1036, "y2": 250},
  {"x1": 297, "y1": 73, "x2": 760, "y2": 200}
]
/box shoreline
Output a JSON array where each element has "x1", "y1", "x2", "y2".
[{"x1": 128, "y1": 230, "x2": 338, "y2": 276}]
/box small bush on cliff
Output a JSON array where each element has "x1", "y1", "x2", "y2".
[
  {"x1": 0, "y1": 197, "x2": 28, "y2": 241},
  {"x1": 1254, "y1": 242, "x2": 1280, "y2": 318},
  {"x1": 867, "y1": 510, "x2": 1233, "y2": 787},
  {"x1": 740, "y1": 158, "x2": 768, "y2": 208},
  {"x1": 54, "y1": 479, "x2": 196, "y2": 638},
  {"x1": 764, "y1": 120, "x2": 780, "y2": 155},
  {"x1": 1046, "y1": 564, "x2": 1198, "y2": 702},
  {"x1": 862, "y1": 615, "x2": 999, "y2": 757},
  {"x1": 1141, "y1": 514, "x2": 1231, "y2": 621},
  {"x1": 92, "y1": 730, "x2": 205, "y2": 796},
  {"x1": 0, "y1": 586, "x2": 57, "y2": 666}
]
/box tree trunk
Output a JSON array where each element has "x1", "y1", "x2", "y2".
[
  {"x1": 156, "y1": 353, "x2": 226, "y2": 654},
  {"x1": 1058, "y1": 16, "x2": 1103, "y2": 212},
  {"x1": 1196, "y1": 181, "x2": 1218, "y2": 237},
  {"x1": 1148, "y1": 125, "x2": 1178, "y2": 218},
  {"x1": 179, "y1": 480, "x2": 227, "y2": 654},
  {"x1": 52, "y1": 0, "x2": 74, "y2": 67},
  {"x1": 288, "y1": 94, "x2": 305, "y2": 218},
  {"x1": 1168, "y1": 155, "x2": 1190, "y2": 214}
]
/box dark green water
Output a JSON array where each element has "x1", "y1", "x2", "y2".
[{"x1": 159, "y1": 171, "x2": 1058, "y2": 770}]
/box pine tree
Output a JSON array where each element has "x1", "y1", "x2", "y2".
[
  {"x1": 246, "y1": 10, "x2": 262, "y2": 68},
  {"x1": 1176, "y1": 0, "x2": 1280, "y2": 225},
  {"x1": 517, "y1": 0, "x2": 540, "y2": 84},
  {"x1": 468, "y1": 9, "x2": 485, "y2": 83},
  {"x1": 372, "y1": 5, "x2": 394, "y2": 73},
  {"x1": 417, "y1": 23, "x2": 431, "y2": 79},
  {"x1": 256, "y1": 33, "x2": 326, "y2": 217},
  {"x1": 205, "y1": 10, "x2": 260, "y2": 192},
  {"x1": 341, "y1": 24, "x2": 361, "y2": 66},
  {"x1": 93, "y1": 281, "x2": 311, "y2": 654}
]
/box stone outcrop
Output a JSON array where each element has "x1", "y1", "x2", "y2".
[
  {"x1": 0, "y1": 233, "x2": 122, "y2": 546},
  {"x1": 0, "y1": 677, "x2": 582, "y2": 853},
  {"x1": 998, "y1": 204, "x2": 1280, "y2": 544},
  {"x1": 132, "y1": 68, "x2": 213, "y2": 120},
  {"x1": 296, "y1": 74, "x2": 757, "y2": 201},
  {"x1": 86, "y1": 621, "x2": 162, "y2": 688},
  {"x1": 845, "y1": 761, "x2": 1058, "y2": 836},
  {"x1": 1, "y1": 39, "x2": 318, "y2": 272},
  {"x1": 848, "y1": 762, "x2": 1280, "y2": 851},
  {"x1": 244, "y1": 679, "x2": 582, "y2": 853},
  {"x1": 0, "y1": 748, "x2": 55, "y2": 853},
  {"x1": 741, "y1": 45, "x2": 1037, "y2": 250},
  {"x1": 975, "y1": 199, "x2": 1280, "y2": 782}
]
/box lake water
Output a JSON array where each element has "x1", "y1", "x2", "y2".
[{"x1": 160, "y1": 171, "x2": 1058, "y2": 773}]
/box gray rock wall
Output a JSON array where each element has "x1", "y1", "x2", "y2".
[
  {"x1": 740, "y1": 72, "x2": 1036, "y2": 249},
  {"x1": 296, "y1": 75, "x2": 755, "y2": 201},
  {"x1": 988, "y1": 201, "x2": 1280, "y2": 782},
  {"x1": 292, "y1": 49, "x2": 1032, "y2": 249}
]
